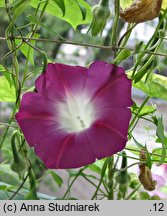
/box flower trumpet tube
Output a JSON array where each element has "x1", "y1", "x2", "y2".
[
  {"x1": 16, "y1": 61, "x2": 132, "y2": 169},
  {"x1": 120, "y1": 0, "x2": 162, "y2": 23}
]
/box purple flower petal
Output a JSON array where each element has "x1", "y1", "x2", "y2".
[
  {"x1": 16, "y1": 61, "x2": 132, "y2": 169},
  {"x1": 152, "y1": 174, "x2": 166, "y2": 188},
  {"x1": 35, "y1": 63, "x2": 87, "y2": 101},
  {"x1": 161, "y1": 164, "x2": 167, "y2": 179},
  {"x1": 86, "y1": 120, "x2": 127, "y2": 159}
]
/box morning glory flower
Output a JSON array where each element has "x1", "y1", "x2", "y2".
[{"x1": 16, "y1": 61, "x2": 132, "y2": 169}]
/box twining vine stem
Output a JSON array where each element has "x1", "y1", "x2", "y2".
[{"x1": 0, "y1": 36, "x2": 167, "y2": 57}]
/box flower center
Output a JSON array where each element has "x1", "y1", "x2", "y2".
[
  {"x1": 76, "y1": 116, "x2": 87, "y2": 129},
  {"x1": 57, "y1": 94, "x2": 95, "y2": 133}
]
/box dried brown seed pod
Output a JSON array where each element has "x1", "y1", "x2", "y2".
[
  {"x1": 138, "y1": 149, "x2": 156, "y2": 191},
  {"x1": 138, "y1": 165, "x2": 157, "y2": 191},
  {"x1": 120, "y1": 0, "x2": 162, "y2": 23}
]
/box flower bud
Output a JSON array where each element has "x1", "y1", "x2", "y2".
[
  {"x1": 10, "y1": 131, "x2": 27, "y2": 179},
  {"x1": 116, "y1": 152, "x2": 130, "y2": 198},
  {"x1": 116, "y1": 152, "x2": 130, "y2": 185},
  {"x1": 158, "y1": 29, "x2": 166, "y2": 38},
  {"x1": 120, "y1": 0, "x2": 162, "y2": 23},
  {"x1": 11, "y1": 158, "x2": 27, "y2": 179},
  {"x1": 88, "y1": 0, "x2": 110, "y2": 36}
]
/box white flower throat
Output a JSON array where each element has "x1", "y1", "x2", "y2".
[{"x1": 57, "y1": 94, "x2": 95, "y2": 133}]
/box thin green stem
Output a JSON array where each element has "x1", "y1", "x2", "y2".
[
  {"x1": 129, "y1": 96, "x2": 150, "y2": 132},
  {"x1": 116, "y1": 162, "x2": 145, "y2": 172},
  {"x1": 62, "y1": 167, "x2": 87, "y2": 199},
  {"x1": 125, "y1": 184, "x2": 141, "y2": 200},
  {"x1": 82, "y1": 174, "x2": 107, "y2": 197},
  {"x1": 0, "y1": 106, "x2": 17, "y2": 150},
  {"x1": 118, "y1": 23, "x2": 137, "y2": 47},
  {"x1": 91, "y1": 158, "x2": 108, "y2": 200},
  {"x1": 0, "y1": 36, "x2": 167, "y2": 57},
  {"x1": 132, "y1": 37, "x2": 164, "y2": 81},
  {"x1": 107, "y1": 156, "x2": 114, "y2": 200},
  {"x1": 30, "y1": 0, "x2": 49, "y2": 37},
  {"x1": 9, "y1": 171, "x2": 30, "y2": 200},
  {"x1": 111, "y1": 0, "x2": 120, "y2": 57},
  {"x1": 132, "y1": 9, "x2": 167, "y2": 77},
  {"x1": 22, "y1": 47, "x2": 31, "y2": 87},
  {"x1": 117, "y1": 152, "x2": 164, "y2": 163}
]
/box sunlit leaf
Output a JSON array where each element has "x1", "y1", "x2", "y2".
[
  {"x1": 0, "y1": 76, "x2": 16, "y2": 102},
  {"x1": 120, "y1": 0, "x2": 133, "y2": 9},
  {"x1": 162, "y1": 0, "x2": 167, "y2": 9},
  {"x1": 88, "y1": 164, "x2": 101, "y2": 174},
  {"x1": 77, "y1": 1, "x2": 87, "y2": 21},
  {"x1": 0, "y1": 185, "x2": 7, "y2": 191},
  {"x1": 113, "y1": 49, "x2": 131, "y2": 64},
  {"x1": 120, "y1": 0, "x2": 166, "y2": 10},
  {"x1": 52, "y1": 0, "x2": 66, "y2": 16},
  {"x1": 0, "y1": 65, "x2": 12, "y2": 85},
  {"x1": 128, "y1": 72, "x2": 167, "y2": 101},
  {"x1": 30, "y1": 0, "x2": 92, "y2": 29},
  {"x1": 0, "y1": 0, "x2": 4, "y2": 7},
  {"x1": 133, "y1": 105, "x2": 156, "y2": 117},
  {"x1": 152, "y1": 148, "x2": 167, "y2": 163}
]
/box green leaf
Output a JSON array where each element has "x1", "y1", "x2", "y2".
[
  {"x1": 0, "y1": 64, "x2": 12, "y2": 85},
  {"x1": 120, "y1": 0, "x2": 133, "y2": 9},
  {"x1": 11, "y1": 0, "x2": 30, "y2": 19},
  {"x1": 88, "y1": 164, "x2": 101, "y2": 174},
  {"x1": 15, "y1": 33, "x2": 40, "y2": 66},
  {"x1": 0, "y1": 185, "x2": 7, "y2": 191},
  {"x1": 162, "y1": 0, "x2": 167, "y2": 9},
  {"x1": 52, "y1": 0, "x2": 65, "y2": 16},
  {"x1": 134, "y1": 105, "x2": 156, "y2": 117},
  {"x1": 134, "y1": 57, "x2": 158, "y2": 83},
  {"x1": 49, "y1": 171, "x2": 63, "y2": 187},
  {"x1": 156, "y1": 117, "x2": 167, "y2": 146},
  {"x1": 0, "y1": 0, "x2": 5, "y2": 7},
  {"x1": 156, "y1": 117, "x2": 167, "y2": 164},
  {"x1": 0, "y1": 182, "x2": 56, "y2": 200},
  {"x1": 0, "y1": 76, "x2": 16, "y2": 102},
  {"x1": 0, "y1": 164, "x2": 28, "y2": 187},
  {"x1": 128, "y1": 72, "x2": 167, "y2": 101},
  {"x1": 113, "y1": 49, "x2": 131, "y2": 64},
  {"x1": 77, "y1": 1, "x2": 87, "y2": 21},
  {"x1": 134, "y1": 41, "x2": 144, "y2": 54},
  {"x1": 152, "y1": 148, "x2": 167, "y2": 163},
  {"x1": 140, "y1": 192, "x2": 151, "y2": 200},
  {"x1": 30, "y1": 0, "x2": 92, "y2": 29}
]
